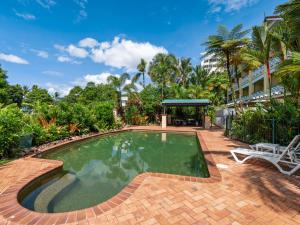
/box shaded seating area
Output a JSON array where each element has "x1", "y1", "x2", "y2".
[{"x1": 161, "y1": 99, "x2": 211, "y2": 128}]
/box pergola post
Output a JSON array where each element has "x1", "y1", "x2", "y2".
[
  {"x1": 161, "y1": 106, "x2": 167, "y2": 129},
  {"x1": 204, "y1": 106, "x2": 211, "y2": 129}
]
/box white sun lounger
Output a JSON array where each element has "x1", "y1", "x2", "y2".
[
  {"x1": 249, "y1": 143, "x2": 279, "y2": 154},
  {"x1": 231, "y1": 135, "x2": 300, "y2": 176}
]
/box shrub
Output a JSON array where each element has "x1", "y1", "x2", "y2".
[
  {"x1": 91, "y1": 102, "x2": 115, "y2": 131},
  {"x1": 229, "y1": 101, "x2": 300, "y2": 145},
  {"x1": 0, "y1": 104, "x2": 24, "y2": 158}
]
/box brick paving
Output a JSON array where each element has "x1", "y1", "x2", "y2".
[{"x1": 0, "y1": 126, "x2": 299, "y2": 225}]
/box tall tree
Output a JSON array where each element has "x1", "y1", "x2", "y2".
[
  {"x1": 275, "y1": 0, "x2": 300, "y2": 49},
  {"x1": 277, "y1": 51, "x2": 300, "y2": 103},
  {"x1": 242, "y1": 24, "x2": 273, "y2": 99},
  {"x1": 0, "y1": 66, "x2": 9, "y2": 105},
  {"x1": 148, "y1": 53, "x2": 177, "y2": 99},
  {"x1": 204, "y1": 24, "x2": 249, "y2": 107},
  {"x1": 108, "y1": 73, "x2": 130, "y2": 114},
  {"x1": 177, "y1": 58, "x2": 193, "y2": 87},
  {"x1": 23, "y1": 85, "x2": 53, "y2": 106},
  {"x1": 189, "y1": 65, "x2": 211, "y2": 88},
  {"x1": 133, "y1": 59, "x2": 147, "y2": 88}
]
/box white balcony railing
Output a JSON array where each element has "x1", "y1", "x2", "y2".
[
  {"x1": 252, "y1": 66, "x2": 264, "y2": 83},
  {"x1": 241, "y1": 75, "x2": 249, "y2": 88},
  {"x1": 270, "y1": 57, "x2": 281, "y2": 73}
]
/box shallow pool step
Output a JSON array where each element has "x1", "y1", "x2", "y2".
[{"x1": 34, "y1": 173, "x2": 77, "y2": 212}]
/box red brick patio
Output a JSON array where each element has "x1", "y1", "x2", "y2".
[{"x1": 0, "y1": 127, "x2": 299, "y2": 225}]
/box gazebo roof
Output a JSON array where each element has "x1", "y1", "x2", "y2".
[{"x1": 161, "y1": 99, "x2": 210, "y2": 107}]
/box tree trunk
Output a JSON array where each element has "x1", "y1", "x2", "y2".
[
  {"x1": 226, "y1": 53, "x2": 238, "y2": 113},
  {"x1": 265, "y1": 60, "x2": 272, "y2": 100}
]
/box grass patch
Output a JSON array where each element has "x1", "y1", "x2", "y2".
[{"x1": 0, "y1": 159, "x2": 12, "y2": 166}]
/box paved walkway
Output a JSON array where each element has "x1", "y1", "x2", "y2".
[{"x1": 0, "y1": 127, "x2": 299, "y2": 225}]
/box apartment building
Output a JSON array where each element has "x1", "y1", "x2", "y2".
[
  {"x1": 227, "y1": 16, "x2": 285, "y2": 106},
  {"x1": 200, "y1": 53, "x2": 223, "y2": 73},
  {"x1": 227, "y1": 57, "x2": 284, "y2": 105}
]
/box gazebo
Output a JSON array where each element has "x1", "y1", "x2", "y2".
[{"x1": 161, "y1": 99, "x2": 211, "y2": 129}]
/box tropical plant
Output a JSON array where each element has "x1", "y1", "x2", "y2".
[
  {"x1": 133, "y1": 58, "x2": 147, "y2": 88},
  {"x1": 276, "y1": 51, "x2": 300, "y2": 103},
  {"x1": 108, "y1": 73, "x2": 130, "y2": 114},
  {"x1": 148, "y1": 53, "x2": 177, "y2": 98},
  {"x1": 204, "y1": 24, "x2": 249, "y2": 106},
  {"x1": 0, "y1": 104, "x2": 24, "y2": 158},
  {"x1": 275, "y1": 0, "x2": 300, "y2": 47},
  {"x1": 242, "y1": 24, "x2": 273, "y2": 99},
  {"x1": 177, "y1": 57, "x2": 193, "y2": 87},
  {"x1": 23, "y1": 85, "x2": 54, "y2": 106}
]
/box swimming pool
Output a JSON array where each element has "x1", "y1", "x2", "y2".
[{"x1": 19, "y1": 131, "x2": 209, "y2": 213}]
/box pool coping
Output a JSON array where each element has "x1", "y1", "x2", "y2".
[{"x1": 0, "y1": 128, "x2": 221, "y2": 224}]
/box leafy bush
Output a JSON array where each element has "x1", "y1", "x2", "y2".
[
  {"x1": 230, "y1": 101, "x2": 300, "y2": 145},
  {"x1": 92, "y1": 102, "x2": 115, "y2": 131},
  {"x1": 0, "y1": 104, "x2": 24, "y2": 158}
]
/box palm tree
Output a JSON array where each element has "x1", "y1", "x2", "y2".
[
  {"x1": 169, "y1": 83, "x2": 187, "y2": 99},
  {"x1": 148, "y1": 53, "x2": 177, "y2": 99},
  {"x1": 207, "y1": 72, "x2": 229, "y2": 105},
  {"x1": 277, "y1": 51, "x2": 300, "y2": 103},
  {"x1": 242, "y1": 25, "x2": 273, "y2": 99},
  {"x1": 133, "y1": 59, "x2": 147, "y2": 88},
  {"x1": 204, "y1": 24, "x2": 249, "y2": 106},
  {"x1": 270, "y1": 21, "x2": 290, "y2": 61},
  {"x1": 108, "y1": 73, "x2": 129, "y2": 114},
  {"x1": 177, "y1": 58, "x2": 193, "y2": 87},
  {"x1": 189, "y1": 65, "x2": 210, "y2": 87},
  {"x1": 275, "y1": 0, "x2": 300, "y2": 44}
]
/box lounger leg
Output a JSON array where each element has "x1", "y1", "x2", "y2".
[
  {"x1": 277, "y1": 164, "x2": 300, "y2": 176},
  {"x1": 230, "y1": 151, "x2": 253, "y2": 164}
]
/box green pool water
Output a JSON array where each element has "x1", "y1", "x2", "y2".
[{"x1": 20, "y1": 131, "x2": 209, "y2": 213}]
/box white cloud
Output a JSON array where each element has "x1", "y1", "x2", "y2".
[
  {"x1": 208, "y1": 0, "x2": 259, "y2": 12},
  {"x1": 55, "y1": 37, "x2": 167, "y2": 71},
  {"x1": 79, "y1": 37, "x2": 99, "y2": 48},
  {"x1": 14, "y1": 11, "x2": 36, "y2": 20},
  {"x1": 54, "y1": 44, "x2": 88, "y2": 58},
  {"x1": 67, "y1": 44, "x2": 88, "y2": 58},
  {"x1": 74, "y1": 0, "x2": 88, "y2": 23},
  {"x1": 73, "y1": 72, "x2": 117, "y2": 86},
  {"x1": 54, "y1": 44, "x2": 65, "y2": 51},
  {"x1": 84, "y1": 73, "x2": 115, "y2": 85},
  {"x1": 0, "y1": 53, "x2": 29, "y2": 64},
  {"x1": 46, "y1": 83, "x2": 72, "y2": 96},
  {"x1": 31, "y1": 49, "x2": 48, "y2": 58},
  {"x1": 36, "y1": 0, "x2": 56, "y2": 9},
  {"x1": 57, "y1": 56, "x2": 81, "y2": 64},
  {"x1": 57, "y1": 56, "x2": 71, "y2": 62},
  {"x1": 90, "y1": 37, "x2": 167, "y2": 71},
  {"x1": 42, "y1": 70, "x2": 63, "y2": 76}
]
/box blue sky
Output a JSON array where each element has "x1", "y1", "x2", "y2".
[{"x1": 0, "y1": 0, "x2": 285, "y2": 95}]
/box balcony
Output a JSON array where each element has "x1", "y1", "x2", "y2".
[
  {"x1": 252, "y1": 66, "x2": 264, "y2": 83},
  {"x1": 241, "y1": 95, "x2": 250, "y2": 102},
  {"x1": 251, "y1": 91, "x2": 267, "y2": 100},
  {"x1": 241, "y1": 75, "x2": 249, "y2": 88},
  {"x1": 270, "y1": 57, "x2": 281, "y2": 73},
  {"x1": 271, "y1": 85, "x2": 284, "y2": 96}
]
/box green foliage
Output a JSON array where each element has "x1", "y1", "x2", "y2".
[
  {"x1": 0, "y1": 104, "x2": 24, "y2": 158},
  {"x1": 230, "y1": 101, "x2": 300, "y2": 145},
  {"x1": 23, "y1": 85, "x2": 53, "y2": 106},
  {"x1": 91, "y1": 102, "x2": 115, "y2": 131}
]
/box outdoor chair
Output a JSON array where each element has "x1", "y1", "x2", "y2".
[
  {"x1": 230, "y1": 135, "x2": 300, "y2": 176},
  {"x1": 249, "y1": 143, "x2": 280, "y2": 154}
]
